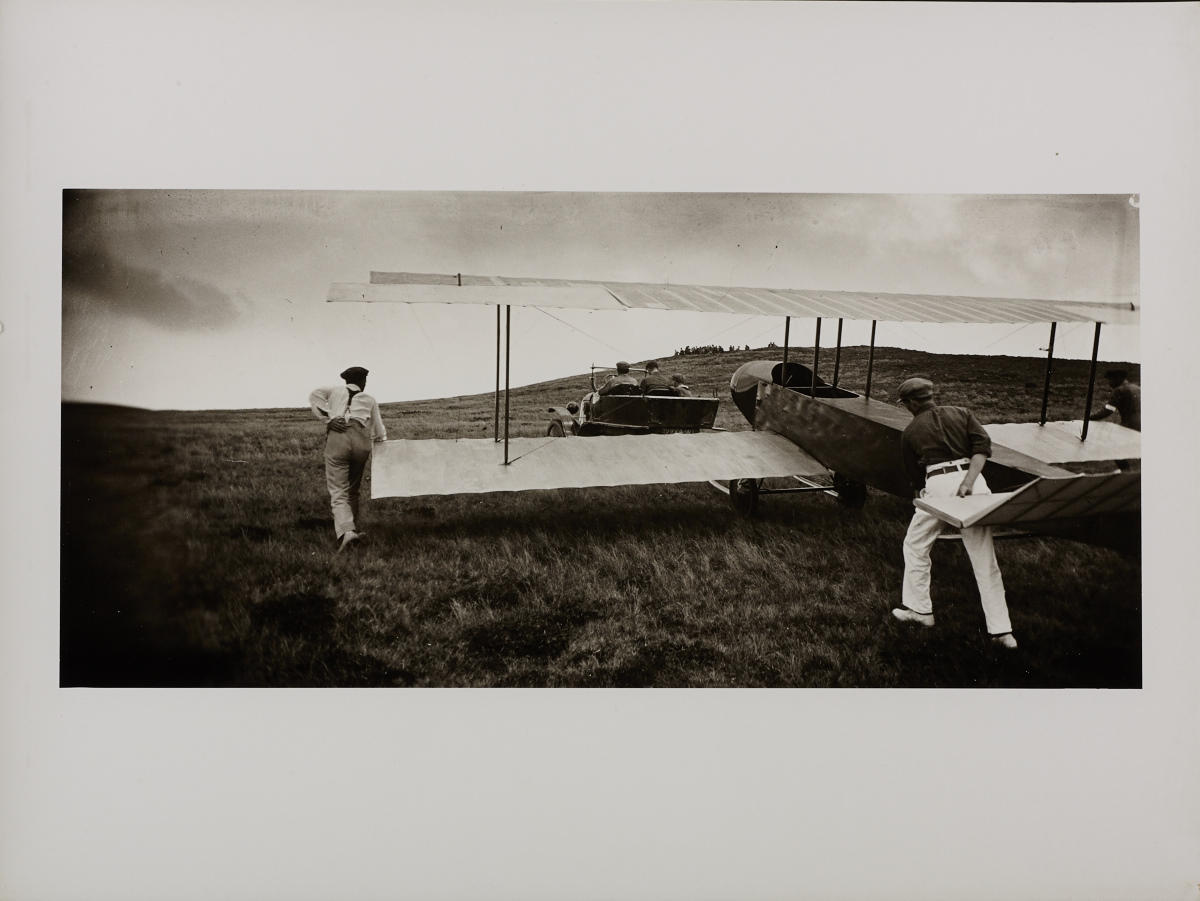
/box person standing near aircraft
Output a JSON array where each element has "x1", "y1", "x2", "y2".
[
  {"x1": 1089, "y1": 369, "x2": 1140, "y2": 431},
  {"x1": 309, "y1": 365, "x2": 387, "y2": 552},
  {"x1": 892, "y1": 377, "x2": 1017, "y2": 649},
  {"x1": 598, "y1": 361, "x2": 640, "y2": 396}
]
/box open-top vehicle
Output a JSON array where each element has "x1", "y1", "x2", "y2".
[{"x1": 546, "y1": 364, "x2": 719, "y2": 437}]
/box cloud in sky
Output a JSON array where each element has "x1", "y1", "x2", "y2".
[
  {"x1": 63, "y1": 190, "x2": 241, "y2": 331},
  {"x1": 58, "y1": 190, "x2": 1140, "y2": 410}
]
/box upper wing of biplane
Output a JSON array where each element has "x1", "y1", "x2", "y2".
[
  {"x1": 329, "y1": 271, "x2": 1139, "y2": 325},
  {"x1": 370, "y1": 429, "x2": 826, "y2": 498}
]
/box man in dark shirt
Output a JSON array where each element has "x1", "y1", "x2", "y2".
[
  {"x1": 639, "y1": 360, "x2": 673, "y2": 395},
  {"x1": 598, "y1": 361, "x2": 641, "y2": 396},
  {"x1": 1089, "y1": 369, "x2": 1140, "y2": 431},
  {"x1": 893, "y1": 377, "x2": 1017, "y2": 649}
]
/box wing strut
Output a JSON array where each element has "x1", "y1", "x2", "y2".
[
  {"x1": 782, "y1": 316, "x2": 790, "y2": 376},
  {"x1": 865, "y1": 320, "x2": 877, "y2": 400},
  {"x1": 810, "y1": 318, "x2": 822, "y2": 396},
  {"x1": 1039, "y1": 321, "x2": 1057, "y2": 426},
  {"x1": 493, "y1": 300, "x2": 501, "y2": 441},
  {"x1": 832, "y1": 318, "x2": 844, "y2": 387},
  {"x1": 1080, "y1": 321, "x2": 1102, "y2": 440},
  {"x1": 504, "y1": 304, "x2": 512, "y2": 463}
]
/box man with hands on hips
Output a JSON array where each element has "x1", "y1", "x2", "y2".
[{"x1": 309, "y1": 365, "x2": 387, "y2": 553}]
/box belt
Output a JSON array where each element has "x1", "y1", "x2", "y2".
[{"x1": 926, "y1": 459, "x2": 970, "y2": 478}]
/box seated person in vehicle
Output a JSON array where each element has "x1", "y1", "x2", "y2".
[
  {"x1": 598, "y1": 360, "x2": 641, "y2": 396},
  {"x1": 639, "y1": 360, "x2": 674, "y2": 396},
  {"x1": 670, "y1": 374, "x2": 692, "y2": 397}
]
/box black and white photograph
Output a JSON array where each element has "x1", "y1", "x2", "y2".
[
  {"x1": 5, "y1": 2, "x2": 1198, "y2": 899},
  {"x1": 61, "y1": 189, "x2": 1143, "y2": 688}
]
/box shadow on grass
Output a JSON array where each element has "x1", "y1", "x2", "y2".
[
  {"x1": 463, "y1": 603, "x2": 601, "y2": 665},
  {"x1": 374, "y1": 495, "x2": 743, "y2": 546},
  {"x1": 245, "y1": 591, "x2": 414, "y2": 687},
  {"x1": 608, "y1": 637, "x2": 725, "y2": 687},
  {"x1": 229, "y1": 524, "x2": 274, "y2": 542}
]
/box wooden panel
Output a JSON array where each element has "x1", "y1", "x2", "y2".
[
  {"x1": 915, "y1": 471, "x2": 1141, "y2": 528},
  {"x1": 914, "y1": 493, "x2": 1017, "y2": 529},
  {"x1": 369, "y1": 430, "x2": 827, "y2": 498}
]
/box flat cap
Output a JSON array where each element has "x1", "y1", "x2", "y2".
[
  {"x1": 340, "y1": 366, "x2": 369, "y2": 384},
  {"x1": 897, "y1": 377, "x2": 934, "y2": 401}
]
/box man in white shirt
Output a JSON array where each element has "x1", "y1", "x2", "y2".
[{"x1": 309, "y1": 366, "x2": 387, "y2": 551}]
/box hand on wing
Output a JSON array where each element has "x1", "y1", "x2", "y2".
[{"x1": 956, "y1": 477, "x2": 974, "y2": 497}]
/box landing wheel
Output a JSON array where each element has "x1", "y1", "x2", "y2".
[
  {"x1": 728, "y1": 478, "x2": 760, "y2": 517},
  {"x1": 546, "y1": 420, "x2": 566, "y2": 437},
  {"x1": 832, "y1": 473, "x2": 867, "y2": 508}
]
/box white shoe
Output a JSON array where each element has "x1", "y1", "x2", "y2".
[
  {"x1": 991, "y1": 633, "x2": 1018, "y2": 649},
  {"x1": 337, "y1": 530, "x2": 361, "y2": 553},
  {"x1": 892, "y1": 606, "x2": 935, "y2": 627}
]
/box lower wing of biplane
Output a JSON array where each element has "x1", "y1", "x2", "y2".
[{"x1": 370, "y1": 429, "x2": 826, "y2": 497}]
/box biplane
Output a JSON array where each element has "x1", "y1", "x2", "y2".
[{"x1": 327, "y1": 271, "x2": 1140, "y2": 552}]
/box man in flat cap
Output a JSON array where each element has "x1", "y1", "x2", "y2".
[
  {"x1": 598, "y1": 361, "x2": 641, "y2": 396},
  {"x1": 309, "y1": 366, "x2": 387, "y2": 552},
  {"x1": 894, "y1": 377, "x2": 1017, "y2": 649}
]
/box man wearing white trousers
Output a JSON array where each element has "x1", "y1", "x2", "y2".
[
  {"x1": 309, "y1": 366, "x2": 387, "y2": 552},
  {"x1": 893, "y1": 377, "x2": 1017, "y2": 649}
]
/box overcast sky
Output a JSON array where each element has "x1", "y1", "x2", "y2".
[{"x1": 61, "y1": 190, "x2": 1139, "y2": 411}]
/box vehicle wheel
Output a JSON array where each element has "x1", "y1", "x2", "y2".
[
  {"x1": 728, "y1": 478, "x2": 760, "y2": 517},
  {"x1": 546, "y1": 420, "x2": 566, "y2": 437},
  {"x1": 832, "y1": 473, "x2": 867, "y2": 508}
]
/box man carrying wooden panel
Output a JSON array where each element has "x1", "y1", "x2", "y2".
[{"x1": 892, "y1": 377, "x2": 1018, "y2": 650}]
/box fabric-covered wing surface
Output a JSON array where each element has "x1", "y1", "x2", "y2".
[
  {"x1": 985, "y1": 421, "x2": 1141, "y2": 464},
  {"x1": 913, "y1": 471, "x2": 1141, "y2": 529},
  {"x1": 370, "y1": 430, "x2": 826, "y2": 498},
  {"x1": 329, "y1": 271, "x2": 1140, "y2": 325},
  {"x1": 328, "y1": 281, "x2": 623, "y2": 311}
]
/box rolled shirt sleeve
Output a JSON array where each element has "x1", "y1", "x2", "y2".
[
  {"x1": 369, "y1": 398, "x2": 387, "y2": 442},
  {"x1": 963, "y1": 409, "x2": 992, "y2": 458},
  {"x1": 309, "y1": 386, "x2": 334, "y2": 420}
]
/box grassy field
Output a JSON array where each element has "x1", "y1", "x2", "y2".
[{"x1": 60, "y1": 346, "x2": 1141, "y2": 687}]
